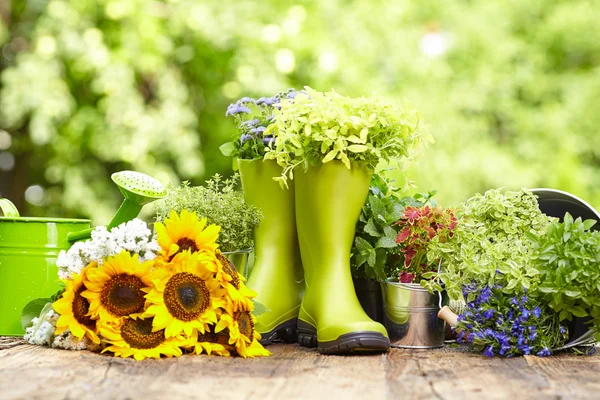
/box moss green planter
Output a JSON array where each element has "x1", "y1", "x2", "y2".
[
  {"x1": 0, "y1": 202, "x2": 90, "y2": 335},
  {"x1": 294, "y1": 161, "x2": 389, "y2": 354},
  {"x1": 238, "y1": 159, "x2": 304, "y2": 344}
]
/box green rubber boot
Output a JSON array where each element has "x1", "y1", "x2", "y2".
[
  {"x1": 295, "y1": 161, "x2": 390, "y2": 354},
  {"x1": 238, "y1": 159, "x2": 305, "y2": 344}
]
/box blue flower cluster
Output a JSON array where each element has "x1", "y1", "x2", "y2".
[{"x1": 456, "y1": 283, "x2": 567, "y2": 358}]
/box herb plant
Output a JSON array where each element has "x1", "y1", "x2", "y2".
[
  {"x1": 425, "y1": 189, "x2": 554, "y2": 300},
  {"x1": 351, "y1": 172, "x2": 435, "y2": 281},
  {"x1": 534, "y1": 213, "x2": 600, "y2": 340},
  {"x1": 155, "y1": 174, "x2": 262, "y2": 252},
  {"x1": 456, "y1": 282, "x2": 568, "y2": 358},
  {"x1": 395, "y1": 205, "x2": 457, "y2": 283},
  {"x1": 264, "y1": 87, "x2": 432, "y2": 187},
  {"x1": 219, "y1": 89, "x2": 300, "y2": 161}
]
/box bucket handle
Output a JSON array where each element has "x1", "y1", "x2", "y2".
[{"x1": 0, "y1": 198, "x2": 20, "y2": 217}]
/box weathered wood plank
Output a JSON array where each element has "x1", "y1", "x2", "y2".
[{"x1": 0, "y1": 338, "x2": 598, "y2": 400}]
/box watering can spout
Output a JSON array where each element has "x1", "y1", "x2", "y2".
[{"x1": 67, "y1": 171, "x2": 167, "y2": 243}]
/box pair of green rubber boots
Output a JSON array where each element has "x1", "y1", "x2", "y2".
[{"x1": 239, "y1": 159, "x2": 389, "y2": 354}]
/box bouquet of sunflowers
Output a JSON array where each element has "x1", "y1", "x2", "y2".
[{"x1": 24, "y1": 210, "x2": 270, "y2": 360}]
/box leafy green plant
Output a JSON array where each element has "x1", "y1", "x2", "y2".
[
  {"x1": 533, "y1": 213, "x2": 600, "y2": 340},
  {"x1": 425, "y1": 188, "x2": 554, "y2": 299},
  {"x1": 264, "y1": 87, "x2": 432, "y2": 187},
  {"x1": 219, "y1": 90, "x2": 299, "y2": 162},
  {"x1": 155, "y1": 174, "x2": 262, "y2": 252},
  {"x1": 351, "y1": 172, "x2": 435, "y2": 281}
]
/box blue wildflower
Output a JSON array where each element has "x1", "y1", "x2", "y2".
[
  {"x1": 520, "y1": 309, "x2": 530, "y2": 321},
  {"x1": 237, "y1": 97, "x2": 256, "y2": 104},
  {"x1": 250, "y1": 126, "x2": 266, "y2": 135},
  {"x1": 262, "y1": 137, "x2": 275, "y2": 146},
  {"x1": 533, "y1": 307, "x2": 541, "y2": 319},
  {"x1": 559, "y1": 325, "x2": 567, "y2": 335},
  {"x1": 226, "y1": 103, "x2": 252, "y2": 116},
  {"x1": 240, "y1": 134, "x2": 252, "y2": 143},
  {"x1": 483, "y1": 309, "x2": 495, "y2": 320},
  {"x1": 510, "y1": 297, "x2": 519, "y2": 306},
  {"x1": 241, "y1": 118, "x2": 260, "y2": 127},
  {"x1": 536, "y1": 348, "x2": 551, "y2": 357},
  {"x1": 483, "y1": 346, "x2": 495, "y2": 358}
]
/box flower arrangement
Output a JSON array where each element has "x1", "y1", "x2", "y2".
[
  {"x1": 23, "y1": 210, "x2": 270, "y2": 359},
  {"x1": 219, "y1": 89, "x2": 300, "y2": 161},
  {"x1": 154, "y1": 174, "x2": 262, "y2": 253},
  {"x1": 395, "y1": 205, "x2": 457, "y2": 283},
  {"x1": 351, "y1": 172, "x2": 436, "y2": 281},
  {"x1": 264, "y1": 87, "x2": 432, "y2": 187},
  {"x1": 455, "y1": 282, "x2": 568, "y2": 357}
]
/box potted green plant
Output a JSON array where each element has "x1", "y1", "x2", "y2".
[
  {"x1": 379, "y1": 204, "x2": 456, "y2": 348},
  {"x1": 219, "y1": 90, "x2": 305, "y2": 345},
  {"x1": 265, "y1": 87, "x2": 431, "y2": 353},
  {"x1": 351, "y1": 172, "x2": 435, "y2": 323},
  {"x1": 155, "y1": 174, "x2": 261, "y2": 275}
]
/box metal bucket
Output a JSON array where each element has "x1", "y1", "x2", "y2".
[
  {"x1": 223, "y1": 248, "x2": 252, "y2": 279},
  {"x1": 531, "y1": 188, "x2": 598, "y2": 349},
  {"x1": 381, "y1": 280, "x2": 445, "y2": 348},
  {"x1": 0, "y1": 204, "x2": 90, "y2": 335}
]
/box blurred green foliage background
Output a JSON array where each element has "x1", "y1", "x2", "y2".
[{"x1": 1, "y1": 0, "x2": 599, "y2": 224}]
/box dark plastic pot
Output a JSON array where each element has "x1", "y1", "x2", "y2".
[
  {"x1": 531, "y1": 188, "x2": 599, "y2": 348},
  {"x1": 353, "y1": 278, "x2": 384, "y2": 323}
]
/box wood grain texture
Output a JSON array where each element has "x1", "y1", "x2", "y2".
[{"x1": 0, "y1": 338, "x2": 598, "y2": 400}]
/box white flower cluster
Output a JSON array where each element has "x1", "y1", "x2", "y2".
[
  {"x1": 24, "y1": 306, "x2": 58, "y2": 346},
  {"x1": 52, "y1": 331, "x2": 102, "y2": 352},
  {"x1": 24, "y1": 306, "x2": 101, "y2": 351},
  {"x1": 57, "y1": 218, "x2": 161, "y2": 280}
]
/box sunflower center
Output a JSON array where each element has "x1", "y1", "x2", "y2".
[
  {"x1": 121, "y1": 318, "x2": 165, "y2": 349},
  {"x1": 177, "y1": 237, "x2": 198, "y2": 253},
  {"x1": 73, "y1": 286, "x2": 96, "y2": 330},
  {"x1": 235, "y1": 311, "x2": 254, "y2": 342},
  {"x1": 164, "y1": 272, "x2": 210, "y2": 321},
  {"x1": 216, "y1": 253, "x2": 240, "y2": 289},
  {"x1": 100, "y1": 273, "x2": 146, "y2": 317}
]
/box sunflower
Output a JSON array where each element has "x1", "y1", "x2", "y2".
[
  {"x1": 82, "y1": 251, "x2": 153, "y2": 324},
  {"x1": 155, "y1": 209, "x2": 220, "y2": 262},
  {"x1": 143, "y1": 251, "x2": 226, "y2": 338},
  {"x1": 187, "y1": 326, "x2": 231, "y2": 357},
  {"x1": 100, "y1": 316, "x2": 185, "y2": 360},
  {"x1": 53, "y1": 264, "x2": 100, "y2": 344},
  {"x1": 215, "y1": 252, "x2": 256, "y2": 313},
  {"x1": 215, "y1": 310, "x2": 270, "y2": 358}
]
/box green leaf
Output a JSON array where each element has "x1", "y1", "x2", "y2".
[
  {"x1": 570, "y1": 306, "x2": 588, "y2": 318},
  {"x1": 219, "y1": 142, "x2": 236, "y2": 157},
  {"x1": 355, "y1": 236, "x2": 374, "y2": 253},
  {"x1": 376, "y1": 236, "x2": 397, "y2": 248},
  {"x1": 21, "y1": 298, "x2": 52, "y2": 330},
  {"x1": 364, "y1": 218, "x2": 380, "y2": 237},
  {"x1": 323, "y1": 149, "x2": 338, "y2": 163},
  {"x1": 583, "y1": 219, "x2": 597, "y2": 230},
  {"x1": 346, "y1": 145, "x2": 369, "y2": 153},
  {"x1": 252, "y1": 300, "x2": 271, "y2": 317}
]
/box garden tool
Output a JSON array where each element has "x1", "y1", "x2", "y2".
[
  {"x1": 294, "y1": 161, "x2": 390, "y2": 354},
  {"x1": 238, "y1": 159, "x2": 304, "y2": 344},
  {"x1": 0, "y1": 198, "x2": 90, "y2": 335},
  {"x1": 67, "y1": 171, "x2": 166, "y2": 242}
]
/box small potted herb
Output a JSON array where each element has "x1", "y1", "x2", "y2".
[
  {"x1": 155, "y1": 174, "x2": 262, "y2": 276},
  {"x1": 351, "y1": 172, "x2": 435, "y2": 322},
  {"x1": 380, "y1": 204, "x2": 456, "y2": 348}
]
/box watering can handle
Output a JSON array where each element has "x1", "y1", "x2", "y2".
[{"x1": 0, "y1": 198, "x2": 20, "y2": 217}]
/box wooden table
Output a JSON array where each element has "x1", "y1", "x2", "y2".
[{"x1": 1, "y1": 337, "x2": 598, "y2": 399}]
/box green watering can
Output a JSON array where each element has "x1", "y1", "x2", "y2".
[{"x1": 0, "y1": 199, "x2": 90, "y2": 336}]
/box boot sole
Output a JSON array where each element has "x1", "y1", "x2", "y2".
[
  {"x1": 258, "y1": 318, "x2": 299, "y2": 345},
  {"x1": 297, "y1": 320, "x2": 390, "y2": 354}
]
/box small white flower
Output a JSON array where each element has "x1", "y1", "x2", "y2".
[{"x1": 24, "y1": 308, "x2": 58, "y2": 346}]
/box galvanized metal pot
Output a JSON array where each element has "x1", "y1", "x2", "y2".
[
  {"x1": 0, "y1": 205, "x2": 90, "y2": 336},
  {"x1": 381, "y1": 280, "x2": 445, "y2": 348}
]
